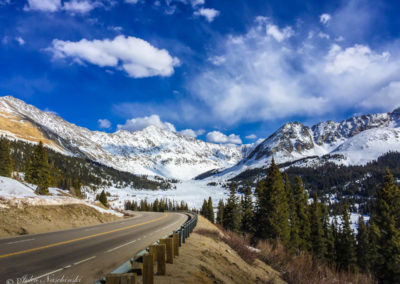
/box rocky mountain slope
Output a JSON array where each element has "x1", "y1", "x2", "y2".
[
  {"x1": 0, "y1": 96, "x2": 244, "y2": 180},
  {"x1": 1, "y1": 95, "x2": 399, "y2": 181},
  {"x1": 211, "y1": 108, "x2": 400, "y2": 179}
]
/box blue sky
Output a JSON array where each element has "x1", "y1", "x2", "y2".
[{"x1": 1, "y1": 0, "x2": 400, "y2": 144}]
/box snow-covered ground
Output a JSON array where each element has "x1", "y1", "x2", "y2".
[
  {"x1": 83, "y1": 179, "x2": 229, "y2": 210},
  {"x1": 0, "y1": 176, "x2": 122, "y2": 216}
]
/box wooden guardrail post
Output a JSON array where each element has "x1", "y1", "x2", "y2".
[
  {"x1": 143, "y1": 254, "x2": 154, "y2": 284},
  {"x1": 160, "y1": 238, "x2": 174, "y2": 264},
  {"x1": 156, "y1": 244, "x2": 166, "y2": 275},
  {"x1": 106, "y1": 273, "x2": 137, "y2": 284},
  {"x1": 149, "y1": 245, "x2": 157, "y2": 262},
  {"x1": 173, "y1": 233, "x2": 179, "y2": 256}
]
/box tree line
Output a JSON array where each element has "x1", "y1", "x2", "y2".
[
  {"x1": 0, "y1": 137, "x2": 173, "y2": 195},
  {"x1": 124, "y1": 198, "x2": 189, "y2": 212},
  {"x1": 202, "y1": 159, "x2": 400, "y2": 283}
]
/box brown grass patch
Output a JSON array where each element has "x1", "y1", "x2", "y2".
[{"x1": 257, "y1": 240, "x2": 376, "y2": 284}]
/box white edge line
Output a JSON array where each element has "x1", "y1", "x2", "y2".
[
  {"x1": 7, "y1": 238, "x2": 35, "y2": 245},
  {"x1": 106, "y1": 240, "x2": 137, "y2": 253},
  {"x1": 73, "y1": 255, "x2": 96, "y2": 266},
  {"x1": 29, "y1": 268, "x2": 64, "y2": 282}
]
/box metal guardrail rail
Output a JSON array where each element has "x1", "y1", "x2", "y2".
[{"x1": 94, "y1": 212, "x2": 198, "y2": 284}]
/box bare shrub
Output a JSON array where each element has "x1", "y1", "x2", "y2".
[{"x1": 257, "y1": 240, "x2": 376, "y2": 284}]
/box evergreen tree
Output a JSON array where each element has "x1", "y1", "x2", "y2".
[
  {"x1": 201, "y1": 199, "x2": 209, "y2": 219},
  {"x1": 254, "y1": 159, "x2": 290, "y2": 244},
  {"x1": 309, "y1": 193, "x2": 327, "y2": 259},
  {"x1": 370, "y1": 169, "x2": 400, "y2": 282},
  {"x1": 293, "y1": 176, "x2": 311, "y2": 252},
  {"x1": 207, "y1": 196, "x2": 214, "y2": 223},
  {"x1": 216, "y1": 199, "x2": 224, "y2": 225},
  {"x1": 335, "y1": 204, "x2": 357, "y2": 272},
  {"x1": 0, "y1": 138, "x2": 13, "y2": 177},
  {"x1": 99, "y1": 190, "x2": 108, "y2": 207},
  {"x1": 223, "y1": 184, "x2": 241, "y2": 232},
  {"x1": 241, "y1": 186, "x2": 254, "y2": 233},
  {"x1": 356, "y1": 216, "x2": 370, "y2": 272},
  {"x1": 28, "y1": 142, "x2": 50, "y2": 195}
]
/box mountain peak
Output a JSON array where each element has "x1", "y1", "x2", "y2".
[{"x1": 391, "y1": 107, "x2": 400, "y2": 115}]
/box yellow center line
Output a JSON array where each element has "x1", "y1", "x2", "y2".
[{"x1": 0, "y1": 213, "x2": 168, "y2": 259}]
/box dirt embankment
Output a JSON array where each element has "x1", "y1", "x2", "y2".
[
  {"x1": 0, "y1": 202, "x2": 121, "y2": 239},
  {"x1": 153, "y1": 215, "x2": 286, "y2": 284}
]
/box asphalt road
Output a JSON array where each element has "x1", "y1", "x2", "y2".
[{"x1": 0, "y1": 211, "x2": 188, "y2": 284}]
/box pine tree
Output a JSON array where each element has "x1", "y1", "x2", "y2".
[
  {"x1": 254, "y1": 159, "x2": 290, "y2": 244},
  {"x1": 207, "y1": 196, "x2": 214, "y2": 223},
  {"x1": 309, "y1": 193, "x2": 327, "y2": 259},
  {"x1": 241, "y1": 186, "x2": 254, "y2": 233},
  {"x1": 99, "y1": 190, "x2": 108, "y2": 207},
  {"x1": 28, "y1": 142, "x2": 50, "y2": 195},
  {"x1": 0, "y1": 138, "x2": 13, "y2": 177},
  {"x1": 216, "y1": 199, "x2": 224, "y2": 225},
  {"x1": 370, "y1": 169, "x2": 400, "y2": 282},
  {"x1": 223, "y1": 184, "x2": 241, "y2": 232},
  {"x1": 201, "y1": 199, "x2": 209, "y2": 219},
  {"x1": 335, "y1": 204, "x2": 357, "y2": 272},
  {"x1": 357, "y1": 216, "x2": 370, "y2": 272},
  {"x1": 293, "y1": 176, "x2": 311, "y2": 252}
]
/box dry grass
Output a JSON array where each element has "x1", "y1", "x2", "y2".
[
  {"x1": 257, "y1": 240, "x2": 376, "y2": 284},
  {"x1": 196, "y1": 227, "x2": 258, "y2": 265}
]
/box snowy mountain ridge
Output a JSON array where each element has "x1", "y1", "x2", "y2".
[
  {"x1": 0, "y1": 95, "x2": 399, "y2": 181},
  {"x1": 0, "y1": 96, "x2": 246, "y2": 180},
  {"x1": 213, "y1": 107, "x2": 400, "y2": 180}
]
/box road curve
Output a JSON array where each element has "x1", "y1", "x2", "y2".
[{"x1": 0, "y1": 211, "x2": 188, "y2": 284}]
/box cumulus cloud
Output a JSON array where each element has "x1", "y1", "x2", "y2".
[
  {"x1": 189, "y1": 13, "x2": 400, "y2": 126},
  {"x1": 190, "y1": 0, "x2": 204, "y2": 7},
  {"x1": 206, "y1": 131, "x2": 242, "y2": 144},
  {"x1": 25, "y1": 0, "x2": 62, "y2": 12},
  {"x1": 15, "y1": 37, "x2": 25, "y2": 45},
  {"x1": 63, "y1": 0, "x2": 98, "y2": 13},
  {"x1": 179, "y1": 128, "x2": 205, "y2": 138},
  {"x1": 48, "y1": 35, "x2": 180, "y2": 78},
  {"x1": 98, "y1": 118, "x2": 111, "y2": 129},
  {"x1": 266, "y1": 23, "x2": 294, "y2": 42},
  {"x1": 208, "y1": 55, "x2": 226, "y2": 66},
  {"x1": 117, "y1": 114, "x2": 176, "y2": 132},
  {"x1": 320, "y1": 13, "x2": 332, "y2": 24},
  {"x1": 245, "y1": 134, "x2": 257, "y2": 139},
  {"x1": 194, "y1": 8, "x2": 220, "y2": 22},
  {"x1": 25, "y1": 0, "x2": 111, "y2": 13}
]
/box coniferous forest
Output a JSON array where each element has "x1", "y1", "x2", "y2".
[
  {"x1": 0, "y1": 137, "x2": 173, "y2": 194},
  {"x1": 202, "y1": 159, "x2": 400, "y2": 283}
]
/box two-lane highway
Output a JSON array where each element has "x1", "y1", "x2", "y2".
[{"x1": 0, "y1": 211, "x2": 188, "y2": 283}]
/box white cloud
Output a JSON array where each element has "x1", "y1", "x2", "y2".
[
  {"x1": 125, "y1": 0, "x2": 139, "y2": 3},
  {"x1": 25, "y1": 0, "x2": 62, "y2": 12},
  {"x1": 208, "y1": 55, "x2": 226, "y2": 66},
  {"x1": 15, "y1": 37, "x2": 25, "y2": 45},
  {"x1": 117, "y1": 114, "x2": 176, "y2": 132},
  {"x1": 320, "y1": 13, "x2": 332, "y2": 24},
  {"x1": 266, "y1": 24, "x2": 294, "y2": 42},
  {"x1": 245, "y1": 134, "x2": 257, "y2": 139},
  {"x1": 206, "y1": 131, "x2": 242, "y2": 144},
  {"x1": 64, "y1": 0, "x2": 97, "y2": 13},
  {"x1": 190, "y1": 0, "x2": 204, "y2": 7},
  {"x1": 48, "y1": 35, "x2": 180, "y2": 78},
  {"x1": 179, "y1": 128, "x2": 205, "y2": 138},
  {"x1": 98, "y1": 118, "x2": 111, "y2": 129},
  {"x1": 189, "y1": 16, "x2": 400, "y2": 126},
  {"x1": 24, "y1": 0, "x2": 110, "y2": 13},
  {"x1": 318, "y1": 32, "x2": 330, "y2": 40},
  {"x1": 194, "y1": 8, "x2": 220, "y2": 22}
]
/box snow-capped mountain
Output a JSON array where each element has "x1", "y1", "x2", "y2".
[
  {"x1": 211, "y1": 108, "x2": 400, "y2": 179},
  {"x1": 1, "y1": 95, "x2": 399, "y2": 181},
  {"x1": 0, "y1": 96, "x2": 244, "y2": 180}
]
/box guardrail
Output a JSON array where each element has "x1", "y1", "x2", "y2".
[{"x1": 94, "y1": 212, "x2": 198, "y2": 284}]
